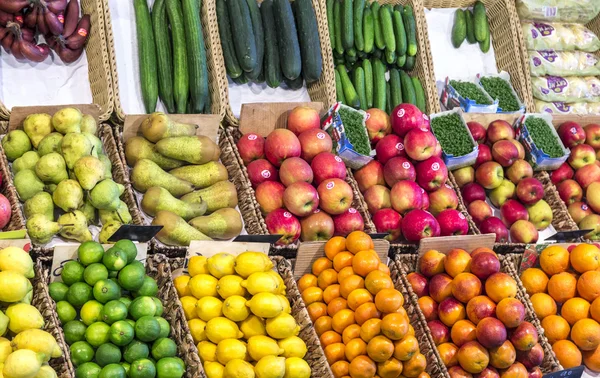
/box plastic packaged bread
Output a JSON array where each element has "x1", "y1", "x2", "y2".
[
  {"x1": 517, "y1": 0, "x2": 600, "y2": 24},
  {"x1": 522, "y1": 22, "x2": 600, "y2": 52},
  {"x1": 529, "y1": 50, "x2": 600, "y2": 77}
]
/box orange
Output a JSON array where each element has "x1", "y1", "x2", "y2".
[
  {"x1": 456, "y1": 342, "x2": 489, "y2": 374},
  {"x1": 328, "y1": 297, "x2": 349, "y2": 317},
  {"x1": 355, "y1": 302, "x2": 381, "y2": 326},
  {"x1": 572, "y1": 318, "x2": 600, "y2": 351},
  {"x1": 583, "y1": 345, "x2": 600, "y2": 372},
  {"x1": 592, "y1": 297, "x2": 600, "y2": 322},
  {"x1": 348, "y1": 289, "x2": 374, "y2": 311},
  {"x1": 326, "y1": 236, "x2": 348, "y2": 260},
  {"x1": 365, "y1": 270, "x2": 394, "y2": 295},
  {"x1": 338, "y1": 266, "x2": 356, "y2": 283},
  {"x1": 360, "y1": 318, "x2": 382, "y2": 343},
  {"x1": 561, "y1": 297, "x2": 591, "y2": 325},
  {"x1": 539, "y1": 245, "x2": 570, "y2": 276},
  {"x1": 321, "y1": 330, "x2": 342, "y2": 347},
  {"x1": 393, "y1": 335, "x2": 419, "y2": 362},
  {"x1": 437, "y1": 342, "x2": 458, "y2": 367},
  {"x1": 578, "y1": 270, "x2": 600, "y2": 302},
  {"x1": 332, "y1": 309, "x2": 356, "y2": 333},
  {"x1": 298, "y1": 274, "x2": 318, "y2": 292},
  {"x1": 553, "y1": 340, "x2": 582, "y2": 368},
  {"x1": 541, "y1": 315, "x2": 570, "y2": 344},
  {"x1": 349, "y1": 355, "x2": 377, "y2": 378},
  {"x1": 318, "y1": 269, "x2": 339, "y2": 290},
  {"x1": 380, "y1": 313, "x2": 409, "y2": 341},
  {"x1": 530, "y1": 293, "x2": 557, "y2": 319},
  {"x1": 417, "y1": 373, "x2": 430, "y2": 378},
  {"x1": 378, "y1": 263, "x2": 390, "y2": 275},
  {"x1": 313, "y1": 257, "x2": 334, "y2": 276},
  {"x1": 367, "y1": 335, "x2": 395, "y2": 362},
  {"x1": 308, "y1": 302, "x2": 328, "y2": 322},
  {"x1": 334, "y1": 252, "x2": 355, "y2": 272},
  {"x1": 324, "y1": 284, "x2": 341, "y2": 304},
  {"x1": 401, "y1": 353, "x2": 427, "y2": 378},
  {"x1": 375, "y1": 288, "x2": 404, "y2": 313},
  {"x1": 331, "y1": 361, "x2": 350, "y2": 378},
  {"x1": 343, "y1": 324, "x2": 362, "y2": 344},
  {"x1": 340, "y1": 275, "x2": 366, "y2": 298},
  {"x1": 407, "y1": 324, "x2": 415, "y2": 336},
  {"x1": 520, "y1": 268, "x2": 549, "y2": 296},
  {"x1": 314, "y1": 315, "x2": 332, "y2": 336},
  {"x1": 346, "y1": 338, "x2": 368, "y2": 361},
  {"x1": 302, "y1": 286, "x2": 324, "y2": 305},
  {"x1": 346, "y1": 231, "x2": 375, "y2": 254},
  {"x1": 570, "y1": 244, "x2": 600, "y2": 273},
  {"x1": 325, "y1": 343, "x2": 346, "y2": 365},
  {"x1": 377, "y1": 357, "x2": 403, "y2": 378},
  {"x1": 353, "y1": 250, "x2": 381, "y2": 278},
  {"x1": 548, "y1": 272, "x2": 578, "y2": 303}
]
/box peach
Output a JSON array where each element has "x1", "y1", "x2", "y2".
[
  {"x1": 489, "y1": 340, "x2": 516, "y2": 370},
  {"x1": 516, "y1": 343, "x2": 544, "y2": 370},
  {"x1": 407, "y1": 272, "x2": 429, "y2": 297},
  {"x1": 470, "y1": 252, "x2": 500, "y2": 281},
  {"x1": 510, "y1": 322, "x2": 538, "y2": 352},
  {"x1": 466, "y1": 296, "x2": 497, "y2": 325},
  {"x1": 287, "y1": 106, "x2": 321, "y2": 135},
  {"x1": 445, "y1": 249, "x2": 472, "y2": 278},
  {"x1": 476, "y1": 367, "x2": 500, "y2": 378},
  {"x1": 439, "y1": 298, "x2": 467, "y2": 327},
  {"x1": 418, "y1": 296, "x2": 438, "y2": 321},
  {"x1": 457, "y1": 341, "x2": 490, "y2": 374},
  {"x1": 419, "y1": 249, "x2": 446, "y2": 277},
  {"x1": 430, "y1": 274, "x2": 454, "y2": 303},
  {"x1": 476, "y1": 318, "x2": 507, "y2": 349},
  {"x1": 439, "y1": 342, "x2": 459, "y2": 367},
  {"x1": 428, "y1": 320, "x2": 450, "y2": 345},
  {"x1": 452, "y1": 273, "x2": 483, "y2": 304},
  {"x1": 449, "y1": 366, "x2": 474, "y2": 378},
  {"x1": 495, "y1": 298, "x2": 525, "y2": 329},
  {"x1": 451, "y1": 320, "x2": 477, "y2": 347},
  {"x1": 485, "y1": 273, "x2": 517, "y2": 304},
  {"x1": 499, "y1": 362, "x2": 527, "y2": 378}
]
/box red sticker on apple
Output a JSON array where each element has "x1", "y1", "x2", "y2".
[
  {"x1": 583, "y1": 204, "x2": 589, "y2": 210},
  {"x1": 432, "y1": 162, "x2": 440, "y2": 171},
  {"x1": 395, "y1": 143, "x2": 404, "y2": 151},
  {"x1": 335, "y1": 156, "x2": 342, "y2": 163},
  {"x1": 326, "y1": 181, "x2": 335, "y2": 190},
  {"x1": 397, "y1": 109, "x2": 405, "y2": 118},
  {"x1": 283, "y1": 212, "x2": 292, "y2": 218},
  {"x1": 365, "y1": 113, "x2": 371, "y2": 120},
  {"x1": 349, "y1": 208, "x2": 357, "y2": 213},
  {"x1": 247, "y1": 134, "x2": 258, "y2": 140},
  {"x1": 421, "y1": 188, "x2": 425, "y2": 193},
  {"x1": 317, "y1": 132, "x2": 326, "y2": 139},
  {"x1": 402, "y1": 162, "x2": 411, "y2": 169},
  {"x1": 420, "y1": 127, "x2": 428, "y2": 132},
  {"x1": 261, "y1": 170, "x2": 271, "y2": 178},
  {"x1": 570, "y1": 127, "x2": 577, "y2": 134}
]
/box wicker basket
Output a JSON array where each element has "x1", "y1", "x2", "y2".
[
  {"x1": 0, "y1": 140, "x2": 26, "y2": 234},
  {"x1": 423, "y1": 0, "x2": 535, "y2": 112},
  {"x1": 394, "y1": 252, "x2": 563, "y2": 374}
]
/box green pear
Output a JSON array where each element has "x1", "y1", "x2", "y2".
[
  {"x1": 23, "y1": 113, "x2": 53, "y2": 148},
  {"x1": 99, "y1": 201, "x2": 132, "y2": 224},
  {"x1": 26, "y1": 214, "x2": 61, "y2": 244},
  {"x1": 74, "y1": 156, "x2": 106, "y2": 190},
  {"x1": 140, "y1": 112, "x2": 198, "y2": 143},
  {"x1": 99, "y1": 221, "x2": 122, "y2": 244},
  {"x1": 37, "y1": 132, "x2": 63, "y2": 156},
  {"x1": 13, "y1": 151, "x2": 40, "y2": 174},
  {"x1": 79, "y1": 198, "x2": 97, "y2": 225},
  {"x1": 155, "y1": 136, "x2": 220, "y2": 165},
  {"x1": 61, "y1": 132, "x2": 92, "y2": 169},
  {"x1": 188, "y1": 208, "x2": 243, "y2": 240},
  {"x1": 89, "y1": 179, "x2": 124, "y2": 211},
  {"x1": 14, "y1": 169, "x2": 44, "y2": 201},
  {"x1": 2, "y1": 130, "x2": 32, "y2": 161},
  {"x1": 80, "y1": 115, "x2": 97, "y2": 135},
  {"x1": 52, "y1": 179, "x2": 84, "y2": 212},
  {"x1": 24, "y1": 192, "x2": 54, "y2": 221},
  {"x1": 125, "y1": 136, "x2": 185, "y2": 170},
  {"x1": 98, "y1": 154, "x2": 112, "y2": 179},
  {"x1": 131, "y1": 159, "x2": 194, "y2": 197},
  {"x1": 35, "y1": 152, "x2": 68, "y2": 184},
  {"x1": 52, "y1": 107, "x2": 82, "y2": 134},
  {"x1": 83, "y1": 133, "x2": 103, "y2": 157},
  {"x1": 181, "y1": 181, "x2": 238, "y2": 213},
  {"x1": 141, "y1": 186, "x2": 207, "y2": 220},
  {"x1": 169, "y1": 162, "x2": 229, "y2": 188},
  {"x1": 57, "y1": 211, "x2": 92, "y2": 242},
  {"x1": 45, "y1": 184, "x2": 57, "y2": 194},
  {"x1": 152, "y1": 210, "x2": 212, "y2": 246}
]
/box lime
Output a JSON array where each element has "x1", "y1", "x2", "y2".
[
  {"x1": 120, "y1": 362, "x2": 130, "y2": 376},
  {"x1": 84, "y1": 263, "x2": 109, "y2": 286},
  {"x1": 98, "y1": 363, "x2": 126, "y2": 378},
  {"x1": 95, "y1": 343, "x2": 122, "y2": 367},
  {"x1": 129, "y1": 296, "x2": 157, "y2": 320},
  {"x1": 152, "y1": 297, "x2": 164, "y2": 316},
  {"x1": 134, "y1": 316, "x2": 161, "y2": 342},
  {"x1": 151, "y1": 338, "x2": 177, "y2": 360},
  {"x1": 114, "y1": 240, "x2": 137, "y2": 264},
  {"x1": 85, "y1": 322, "x2": 111, "y2": 347},
  {"x1": 93, "y1": 279, "x2": 121, "y2": 304},
  {"x1": 67, "y1": 282, "x2": 93, "y2": 307},
  {"x1": 76, "y1": 362, "x2": 102, "y2": 378},
  {"x1": 117, "y1": 263, "x2": 145, "y2": 292},
  {"x1": 126, "y1": 319, "x2": 136, "y2": 328},
  {"x1": 156, "y1": 357, "x2": 185, "y2": 378},
  {"x1": 70, "y1": 340, "x2": 95, "y2": 366},
  {"x1": 100, "y1": 300, "x2": 128, "y2": 324},
  {"x1": 123, "y1": 340, "x2": 150, "y2": 364},
  {"x1": 129, "y1": 358, "x2": 156, "y2": 378},
  {"x1": 109, "y1": 320, "x2": 134, "y2": 346},
  {"x1": 119, "y1": 296, "x2": 132, "y2": 309},
  {"x1": 103, "y1": 248, "x2": 128, "y2": 271},
  {"x1": 108, "y1": 270, "x2": 118, "y2": 279},
  {"x1": 81, "y1": 300, "x2": 104, "y2": 326},
  {"x1": 133, "y1": 276, "x2": 158, "y2": 298},
  {"x1": 62, "y1": 260, "x2": 85, "y2": 285},
  {"x1": 49, "y1": 282, "x2": 69, "y2": 302},
  {"x1": 78, "y1": 242, "x2": 105, "y2": 266},
  {"x1": 64, "y1": 320, "x2": 88, "y2": 345},
  {"x1": 156, "y1": 317, "x2": 170, "y2": 338},
  {"x1": 56, "y1": 300, "x2": 77, "y2": 324},
  {"x1": 173, "y1": 357, "x2": 185, "y2": 370}
]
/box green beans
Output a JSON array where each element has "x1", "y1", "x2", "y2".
[
  {"x1": 479, "y1": 77, "x2": 521, "y2": 112},
  {"x1": 431, "y1": 113, "x2": 473, "y2": 157},
  {"x1": 339, "y1": 107, "x2": 371, "y2": 155},
  {"x1": 449, "y1": 80, "x2": 491, "y2": 105},
  {"x1": 525, "y1": 117, "x2": 564, "y2": 158}
]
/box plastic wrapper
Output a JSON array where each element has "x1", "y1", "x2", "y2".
[
  {"x1": 522, "y1": 22, "x2": 600, "y2": 52},
  {"x1": 529, "y1": 50, "x2": 600, "y2": 77},
  {"x1": 516, "y1": 0, "x2": 600, "y2": 24},
  {"x1": 532, "y1": 76, "x2": 600, "y2": 103},
  {"x1": 534, "y1": 100, "x2": 600, "y2": 115}
]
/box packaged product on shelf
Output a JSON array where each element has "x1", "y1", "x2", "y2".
[
  {"x1": 515, "y1": 113, "x2": 570, "y2": 170},
  {"x1": 529, "y1": 50, "x2": 600, "y2": 77},
  {"x1": 516, "y1": 0, "x2": 600, "y2": 24},
  {"x1": 531, "y1": 76, "x2": 600, "y2": 103},
  {"x1": 429, "y1": 109, "x2": 478, "y2": 170},
  {"x1": 441, "y1": 77, "x2": 498, "y2": 113},
  {"x1": 478, "y1": 72, "x2": 526, "y2": 113},
  {"x1": 534, "y1": 100, "x2": 600, "y2": 115},
  {"x1": 522, "y1": 22, "x2": 600, "y2": 52}
]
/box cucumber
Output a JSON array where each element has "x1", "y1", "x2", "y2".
[
  {"x1": 294, "y1": 0, "x2": 323, "y2": 83},
  {"x1": 233, "y1": 72, "x2": 249, "y2": 84},
  {"x1": 342, "y1": 0, "x2": 353, "y2": 50},
  {"x1": 396, "y1": 54, "x2": 406, "y2": 68},
  {"x1": 335, "y1": 57, "x2": 345, "y2": 65},
  {"x1": 274, "y1": 0, "x2": 302, "y2": 80},
  {"x1": 479, "y1": 33, "x2": 490, "y2": 53},
  {"x1": 353, "y1": 0, "x2": 364, "y2": 51},
  {"x1": 166, "y1": 0, "x2": 189, "y2": 114},
  {"x1": 285, "y1": 75, "x2": 304, "y2": 89},
  {"x1": 451, "y1": 9, "x2": 466, "y2": 48},
  {"x1": 334, "y1": 0, "x2": 344, "y2": 55},
  {"x1": 372, "y1": 48, "x2": 382, "y2": 60},
  {"x1": 399, "y1": 70, "x2": 415, "y2": 105},
  {"x1": 182, "y1": 0, "x2": 210, "y2": 113},
  {"x1": 373, "y1": 58, "x2": 386, "y2": 110},
  {"x1": 385, "y1": 49, "x2": 395, "y2": 65},
  {"x1": 346, "y1": 47, "x2": 357, "y2": 57},
  {"x1": 216, "y1": 0, "x2": 243, "y2": 79},
  {"x1": 403, "y1": 5, "x2": 417, "y2": 56},
  {"x1": 465, "y1": 9, "x2": 476, "y2": 44},
  {"x1": 386, "y1": 80, "x2": 391, "y2": 114},
  {"x1": 345, "y1": 53, "x2": 357, "y2": 64},
  {"x1": 245, "y1": 0, "x2": 264, "y2": 80},
  {"x1": 389, "y1": 68, "x2": 402, "y2": 108},
  {"x1": 362, "y1": 5, "x2": 374, "y2": 53},
  {"x1": 412, "y1": 76, "x2": 426, "y2": 113},
  {"x1": 228, "y1": 0, "x2": 257, "y2": 73},
  {"x1": 337, "y1": 65, "x2": 360, "y2": 108},
  {"x1": 362, "y1": 59, "x2": 373, "y2": 108},
  {"x1": 335, "y1": 69, "x2": 346, "y2": 104},
  {"x1": 404, "y1": 55, "x2": 415, "y2": 70},
  {"x1": 327, "y1": 0, "x2": 335, "y2": 49},
  {"x1": 134, "y1": 0, "x2": 158, "y2": 113},
  {"x1": 473, "y1": 1, "x2": 489, "y2": 43},
  {"x1": 379, "y1": 5, "x2": 395, "y2": 53},
  {"x1": 371, "y1": 2, "x2": 384, "y2": 50},
  {"x1": 392, "y1": 6, "x2": 406, "y2": 56},
  {"x1": 151, "y1": 0, "x2": 175, "y2": 113},
  {"x1": 354, "y1": 67, "x2": 367, "y2": 110},
  {"x1": 261, "y1": 0, "x2": 282, "y2": 88}
]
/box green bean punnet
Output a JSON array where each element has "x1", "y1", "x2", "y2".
[
  {"x1": 479, "y1": 76, "x2": 521, "y2": 112},
  {"x1": 338, "y1": 107, "x2": 371, "y2": 155},
  {"x1": 431, "y1": 113, "x2": 473, "y2": 157},
  {"x1": 449, "y1": 80, "x2": 491, "y2": 105},
  {"x1": 525, "y1": 117, "x2": 564, "y2": 158}
]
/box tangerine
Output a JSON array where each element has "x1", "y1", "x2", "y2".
[
  {"x1": 302, "y1": 286, "x2": 324, "y2": 305},
  {"x1": 570, "y1": 244, "x2": 600, "y2": 273},
  {"x1": 326, "y1": 236, "x2": 348, "y2": 260},
  {"x1": 355, "y1": 302, "x2": 381, "y2": 326},
  {"x1": 321, "y1": 330, "x2": 342, "y2": 347},
  {"x1": 353, "y1": 251, "x2": 381, "y2": 278},
  {"x1": 298, "y1": 274, "x2": 317, "y2": 292},
  {"x1": 346, "y1": 231, "x2": 375, "y2": 254},
  {"x1": 308, "y1": 302, "x2": 328, "y2": 322},
  {"x1": 328, "y1": 297, "x2": 349, "y2": 317},
  {"x1": 313, "y1": 257, "x2": 334, "y2": 276},
  {"x1": 572, "y1": 318, "x2": 600, "y2": 351},
  {"x1": 348, "y1": 289, "x2": 374, "y2": 311},
  {"x1": 375, "y1": 288, "x2": 404, "y2": 313},
  {"x1": 324, "y1": 284, "x2": 341, "y2": 304},
  {"x1": 331, "y1": 361, "x2": 350, "y2": 378},
  {"x1": 314, "y1": 315, "x2": 333, "y2": 336},
  {"x1": 325, "y1": 343, "x2": 346, "y2": 365},
  {"x1": 583, "y1": 344, "x2": 600, "y2": 371},
  {"x1": 318, "y1": 269, "x2": 339, "y2": 290},
  {"x1": 402, "y1": 353, "x2": 427, "y2": 377},
  {"x1": 343, "y1": 324, "x2": 362, "y2": 344},
  {"x1": 367, "y1": 335, "x2": 395, "y2": 362},
  {"x1": 365, "y1": 270, "x2": 394, "y2": 295},
  {"x1": 349, "y1": 355, "x2": 377, "y2": 378},
  {"x1": 334, "y1": 252, "x2": 355, "y2": 272},
  {"x1": 378, "y1": 263, "x2": 391, "y2": 275},
  {"x1": 360, "y1": 318, "x2": 382, "y2": 343},
  {"x1": 393, "y1": 334, "x2": 419, "y2": 361},
  {"x1": 592, "y1": 297, "x2": 600, "y2": 322},
  {"x1": 530, "y1": 293, "x2": 557, "y2": 319},
  {"x1": 380, "y1": 313, "x2": 409, "y2": 341},
  {"x1": 332, "y1": 309, "x2": 356, "y2": 333},
  {"x1": 561, "y1": 297, "x2": 591, "y2": 325},
  {"x1": 377, "y1": 357, "x2": 404, "y2": 378},
  {"x1": 541, "y1": 315, "x2": 570, "y2": 344},
  {"x1": 338, "y1": 266, "x2": 356, "y2": 283},
  {"x1": 346, "y1": 338, "x2": 368, "y2": 361},
  {"x1": 578, "y1": 271, "x2": 600, "y2": 302},
  {"x1": 340, "y1": 275, "x2": 366, "y2": 298}
]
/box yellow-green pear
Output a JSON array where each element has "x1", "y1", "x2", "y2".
[
  {"x1": 125, "y1": 136, "x2": 185, "y2": 170},
  {"x1": 169, "y1": 161, "x2": 229, "y2": 188},
  {"x1": 23, "y1": 113, "x2": 53, "y2": 148},
  {"x1": 12, "y1": 151, "x2": 39, "y2": 174},
  {"x1": 26, "y1": 214, "x2": 61, "y2": 244},
  {"x1": 80, "y1": 114, "x2": 97, "y2": 135},
  {"x1": 131, "y1": 159, "x2": 194, "y2": 197},
  {"x1": 181, "y1": 181, "x2": 238, "y2": 213},
  {"x1": 37, "y1": 133, "x2": 63, "y2": 156},
  {"x1": 51, "y1": 107, "x2": 82, "y2": 134},
  {"x1": 140, "y1": 112, "x2": 198, "y2": 143},
  {"x1": 52, "y1": 179, "x2": 83, "y2": 212},
  {"x1": 152, "y1": 211, "x2": 211, "y2": 246},
  {"x1": 155, "y1": 136, "x2": 220, "y2": 165},
  {"x1": 2, "y1": 130, "x2": 32, "y2": 161},
  {"x1": 188, "y1": 208, "x2": 243, "y2": 240},
  {"x1": 57, "y1": 211, "x2": 92, "y2": 242}
]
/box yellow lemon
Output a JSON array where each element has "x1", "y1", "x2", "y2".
[
  {"x1": 33, "y1": 365, "x2": 57, "y2": 378},
  {"x1": 0, "y1": 310, "x2": 8, "y2": 336},
  {"x1": 11, "y1": 329, "x2": 62, "y2": 362},
  {"x1": 277, "y1": 296, "x2": 291, "y2": 314},
  {"x1": 0, "y1": 271, "x2": 32, "y2": 303},
  {"x1": 217, "y1": 276, "x2": 247, "y2": 299},
  {"x1": 265, "y1": 313, "x2": 299, "y2": 339},
  {"x1": 180, "y1": 296, "x2": 199, "y2": 320},
  {"x1": 246, "y1": 293, "x2": 284, "y2": 319},
  {"x1": 277, "y1": 336, "x2": 307, "y2": 358},
  {"x1": 2, "y1": 349, "x2": 44, "y2": 378},
  {"x1": 284, "y1": 357, "x2": 311, "y2": 378},
  {"x1": 189, "y1": 274, "x2": 218, "y2": 299},
  {"x1": 264, "y1": 271, "x2": 286, "y2": 294},
  {"x1": 222, "y1": 296, "x2": 250, "y2": 322},
  {"x1": 247, "y1": 336, "x2": 284, "y2": 361},
  {"x1": 173, "y1": 275, "x2": 192, "y2": 297},
  {"x1": 204, "y1": 361, "x2": 225, "y2": 378},
  {"x1": 223, "y1": 359, "x2": 254, "y2": 378},
  {"x1": 196, "y1": 297, "x2": 223, "y2": 322},
  {"x1": 198, "y1": 341, "x2": 218, "y2": 363},
  {"x1": 241, "y1": 273, "x2": 281, "y2": 295},
  {"x1": 0, "y1": 248, "x2": 34, "y2": 279},
  {"x1": 189, "y1": 256, "x2": 209, "y2": 277},
  {"x1": 254, "y1": 355, "x2": 285, "y2": 378},
  {"x1": 235, "y1": 252, "x2": 274, "y2": 278},
  {"x1": 5, "y1": 304, "x2": 44, "y2": 334},
  {"x1": 188, "y1": 318, "x2": 207, "y2": 344},
  {"x1": 239, "y1": 315, "x2": 266, "y2": 339},
  {"x1": 216, "y1": 339, "x2": 248, "y2": 365},
  {"x1": 205, "y1": 318, "x2": 243, "y2": 344},
  {"x1": 207, "y1": 253, "x2": 236, "y2": 279},
  {"x1": 0, "y1": 338, "x2": 11, "y2": 363}
]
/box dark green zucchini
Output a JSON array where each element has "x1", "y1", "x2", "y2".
[
  {"x1": 228, "y1": 0, "x2": 257, "y2": 72},
  {"x1": 293, "y1": 0, "x2": 322, "y2": 83},
  {"x1": 274, "y1": 0, "x2": 302, "y2": 80},
  {"x1": 152, "y1": 0, "x2": 175, "y2": 113},
  {"x1": 216, "y1": 0, "x2": 243, "y2": 79},
  {"x1": 261, "y1": 0, "x2": 282, "y2": 88}
]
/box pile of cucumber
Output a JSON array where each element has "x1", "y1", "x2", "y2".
[
  {"x1": 216, "y1": 0, "x2": 323, "y2": 89},
  {"x1": 451, "y1": 1, "x2": 490, "y2": 52},
  {"x1": 134, "y1": 0, "x2": 211, "y2": 114}
]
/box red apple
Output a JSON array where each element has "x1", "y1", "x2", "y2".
[
  {"x1": 510, "y1": 322, "x2": 538, "y2": 352},
  {"x1": 255, "y1": 181, "x2": 285, "y2": 214},
  {"x1": 428, "y1": 320, "x2": 450, "y2": 345},
  {"x1": 375, "y1": 134, "x2": 406, "y2": 165},
  {"x1": 476, "y1": 317, "x2": 507, "y2": 349},
  {"x1": 265, "y1": 209, "x2": 301, "y2": 245},
  {"x1": 407, "y1": 272, "x2": 428, "y2": 297},
  {"x1": 404, "y1": 129, "x2": 437, "y2": 161},
  {"x1": 433, "y1": 140, "x2": 443, "y2": 158},
  {"x1": 477, "y1": 367, "x2": 500, "y2": 378},
  {"x1": 453, "y1": 166, "x2": 475, "y2": 188},
  {"x1": 585, "y1": 124, "x2": 600, "y2": 149},
  {"x1": 401, "y1": 209, "x2": 440, "y2": 242},
  {"x1": 558, "y1": 121, "x2": 586, "y2": 148},
  {"x1": 264, "y1": 129, "x2": 301, "y2": 166},
  {"x1": 311, "y1": 152, "x2": 347, "y2": 185},
  {"x1": 391, "y1": 181, "x2": 423, "y2": 214},
  {"x1": 516, "y1": 178, "x2": 544, "y2": 205},
  {"x1": 506, "y1": 159, "x2": 534, "y2": 184},
  {"x1": 475, "y1": 161, "x2": 504, "y2": 190},
  {"x1": 247, "y1": 159, "x2": 279, "y2": 188},
  {"x1": 287, "y1": 106, "x2": 320, "y2": 135},
  {"x1": 510, "y1": 139, "x2": 526, "y2": 160},
  {"x1": 354, "y1": 160, "x2": 385, "y2": 192},
  {"x1": 574, "y1": 163, "x2": 600, "y2": 189},
  {"x1": 300, "y1": 210, "x2": 334, "y2": 241},
  {"x1": 384, "y1": 157, "x2": 416, "y2": 186},
  {"x1": 365, "y1": 108, "x2": 392, "y2": 144},
  {"x1": 298, "y1": 128, "x2": 333, "y2": 163},
  {"x1": 557, "y1": 179, "x2": 583, "y2": 205},
  {"x1": 479, "y1": 217, "x2": 509, "y2": 243},
  {"x1": 372, "y1": 208, "x2": 402, "y2": 241},
  {"x1": 487, "y1": 120, "x2": 514, "y2": 143},
  {"x1": 568, "y1": 144, "x2": 596, "y2": 169},
  {"x1": 422, "y1": 189, "x2": 430, "y2": 210},
  {"x1": 516, "y1": 343, "x2": 544, "y2": 370},
  {"x1": 279, "y1": 157, "x2": 313, "y2": 186},
  {"x1": 417, "y1": 156, "x2": 448, "y2": 192},
  {"x1": 317, "y1": 178, "x2": 353, "y2": 215},
  {"x1": 470, "y1": 252, "x2": 500, "y2": 280},
  {"x1": 550, "y1": 162, "x2": 574, "y2": 185},
  {"x1": 510, "y1": 220, "x2": 539, "y2": 243},
  {"x1": 364, "y1": 185, "x2": 391, "y2": 214},
  {"x1": 391, "y1": 103, "x2": 429, "y2": 137},
  {"x1": 528, "y1": 367, "x2": 542, "y2": 378},
  {"x1": 428, "y1": 185, "x2": 459, "y2": 216},
  {"x1": 492, "y1": 140, "x2": 519, "y2": 167},
  {"x1": 0, "y1": 195, "x2": 11, "y2": 230},
  {"x1": 468, "y1": 200, "x2": 493, "y2": 225},
  {"x1": 568, "y1": 201, "x2": 593, "y2": 224},
  {"x1": 333, "y1": 208, "x2": 364, "y2": 236},
  {"x1": 501, "y1": 200, "x2": 529, "y2": 227},
  {"x1": 437, "y1": 209, "x2": 469, "y2": 236},
  {"x1": 474, "y1": 144, "x2": 492, "y2": 169},
  {"x1": 462, "y1": 183, "x2": 487, "y2": 205},
  {"x1": 283, "y1": 182, "x2": 319, "y2": 217},
  {"x1": 468, "y1": 121, "x2": 487, "y2": 144},
  {"x1": 237, "y1": 133, "x2": 265, "y2": 165}
]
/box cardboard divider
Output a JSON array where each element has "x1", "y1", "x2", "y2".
[{"x1": 418, "y1": 233, "x2": 496, "y2": 255}]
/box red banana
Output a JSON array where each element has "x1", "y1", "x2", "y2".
[
  {"x1": 45, "y1": 33, "x2": 57, "y2": 48},
  {"x1": 0, "y1": 9, "x2": 12, "y2": 26},
  {"x1": 44, "y1": 8, "x2": 63, "y2": 34},
  {"x1": 1, "y1": 30, "x2": 13, "y2": 51},
  {"x1": 36, "y1": 42, "x2": 49, "y2": 55},
  {"x1": 20, "y1": 39, "x2": 49, "y2": 61},
  {"x1": 65, "y1": 13, "x2": 88, "y2": 49},
  {"x1": 24, "y1": 6, "x2": 37, "y2": 28},
  {"x1": 36, "y1": 7, "x2": 48, "y2": 34},
  {"x1": 10, "y1": 38, "x2": 24, "y2": 59},
  {"x1": 56, "y1": 42, "x2": 82, "y2": 63},
  {"x1": 62, "y1": 0, "x2": 77, "y2": 37},
  {"x1": 0, "y1": 26, "x2": 8, "y2": 40},
  {"x1": 0, "y1": 0, "x2": 29, "y2": 13},
  {"x1": 45, "y1": 0, "x2": 66, "y2": 14},
  {"x1": 20, "y1": 26, "x2": 33, "y2": 41}
]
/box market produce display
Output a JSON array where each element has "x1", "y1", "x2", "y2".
[
  {"x1": 520, "y1": 244, "x2": 600, "y2": 372},
  {"x1": 450, "y1": 2, "x2": 490, "y2": 53},
  {"x1": 410, "y1": 248, "x2": 545, "y2": 377},
  {"x1": 124, "y1": 112, "x2": 243, "y2": 246},
  {"x1": 173, "y1": 251, "x2": 311, "y2": 378},
  {"x1": 297, "y1": 232, "x2": 430, "y2": 378},
  {"x1": 0, "y1": 170, "x2": 13, "y2": 232},
  {"x1": 448, "y1": 81, "x2": 491, "y2": 106},
  {"x1": 430, "y1": 112, "x2": 475, "y2": 158},
  {"x1": 479, "y1": 77, "x2": 522, "y2": 113}
]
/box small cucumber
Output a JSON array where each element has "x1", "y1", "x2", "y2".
[
  {"x1": 404, "y1": 55, "x2": 415, "y2": 70},
  {"x1": 379, "y1": 5, "x2": 395, "y2": 53},
  {"x1": 362, "y1": 5, "x2": 374, "y2": 53},
  {"x1": 412, "y1": 76, "x2": 426, "y2": 113},
  {"x1": 389, "y1": 68, "x2": 402, "y2": 108},
  {"x1": 362, "y1": 59, "x2": 373, "y2": 108},
  {"x1": 334, "y1": 0, "x2": 344, "y2": 55},
  {"x1": 353, "y1": 0, "x2": 364, "y2": 51},
  {"x1": 373, "y1": 58, "x2": 386, "y2": 110},
  {"x1": 335, "y1": 69, "x2": 346, "y2": 103},
  {"x1": 354, "y1": 67, "x2": 367, "y2": 110},
  {"x1": 473, "y1": 1, "x2": 489, "y2": 43},
  {"x1": 386, "y1": 81, "x2": 391, "y2": 114},
  {"x1": 451, "y1": 9, "x2": 466, "y2": 48},
  {"x1": 327, "y1": 0, "x2": 335, "y2": 48},
  {"x1": 465, "y1": 9, "x2": 476, "y2": 44},
  {"x1": 479, "y1": 33, "x2": 490, "y2": 53},
  {"x1": 392, "y1": 6, "x2": 406, "y2": 56},
  {"x1": 396, "y1": 54, "x2": 406, "y2": 68},
  {"x1": 385, "y1": 48, "x2": 396, "y2": 65},
  {"x1": 337, "y1": 65, "x2": 360, "y2": 108},
  {"x1": 403, "y1": 5, "x2": 417, "y2": 56},
  {"x1": 399, "y1": 70, "x2": 416, "y2": 105},
  {"x1": 342, "y1": 0, "x2": 354, "y2": 49},
  {"x1": 371, "y1": 2, "x2": 385, "y2": 50}
]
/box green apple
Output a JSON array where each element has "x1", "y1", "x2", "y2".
[
  {"x1": 527, "y1": 199, "x2": 553, "y2": 230},
  {"x1": 489, "y1": 179, "x2": 515, "y2": 208}
]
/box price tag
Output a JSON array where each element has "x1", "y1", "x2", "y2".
[
  {"x1": 369, "y1": 233, "x2": 389, "y2": 240},
  {"x1": 108, "y1": 225, "x2": 163, "y2": 242},
  {"x1": 519, "y1": 248, "x2": 539, "y2": 274},
  {"x1": 545, "y1": 230, "x2": 592, "y2": 242},
  {"x1": 543, "y1": 365, "x2": 584, "y2": 378}
]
